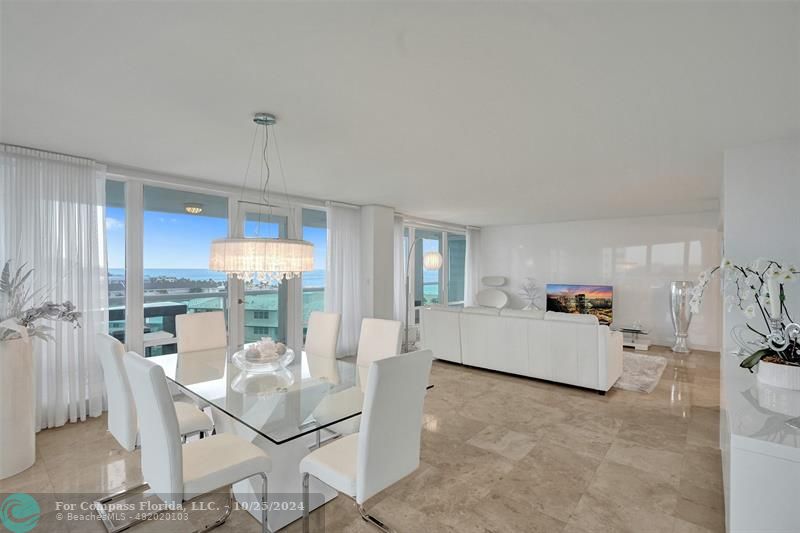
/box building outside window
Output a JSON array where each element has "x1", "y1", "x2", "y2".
[{"x1": 243, "y1": 210, "x2": 288, "y2": 343}]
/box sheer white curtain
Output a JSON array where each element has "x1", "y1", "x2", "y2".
[
  {"x1": 325, "y1": 204, "x2": 362, "y2": 355},
  {"x1": 464, "y1": 227, "x2": 482, "y2": 307},
  {"x1": 392, "y1": 215, "x2": 406, "y2": 324},
  {"x1": 0, "y1": 145, "x2": 107, "y2": 430}
]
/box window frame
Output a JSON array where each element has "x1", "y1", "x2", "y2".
[{"x1": 404, "y1": 223, "x2": 466, "y2": 322}]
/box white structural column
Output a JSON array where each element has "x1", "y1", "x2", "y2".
[
  {"x1": 360, "y1": 205, "x2": 395, "y2": 320},
  {"x1": 721, "y1": 135, "x2": 800, "y2": 533}
]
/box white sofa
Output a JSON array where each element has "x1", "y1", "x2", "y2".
[{"x1": 420, "y1": 306, "x2": 623, "y2": 393}]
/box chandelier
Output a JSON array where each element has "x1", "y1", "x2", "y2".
[{"x1": 209, "y1": 113, "x2": 314, "y2": 284}]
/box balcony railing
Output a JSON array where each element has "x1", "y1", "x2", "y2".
[{"x1": 108, "y1": 287, "x2": 324, "y2": 356}]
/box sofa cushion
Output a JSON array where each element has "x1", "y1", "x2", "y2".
[
  {"x1": 500, "y1": 308, "x2": 545, "y2": 319},
  {"x1": 544, "y1": 311, "x2": 599, "y2": 325},
  {"x1": 462, "y1": 306, "x2": 501, "y2": 316},
  {"x1": 423, "y1": 305, "x2": 462, "y2": 313},
  {"x1": 475, "y1": 288, "x2": 508, "y2": 309}
]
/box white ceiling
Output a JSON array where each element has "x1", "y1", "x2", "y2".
[{"x1": 2, "y1": 1, "x2": 799, "y2": 227}]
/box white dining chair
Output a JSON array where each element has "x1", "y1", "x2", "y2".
[
  {"x1": 95, "y1": 333, "x2": 213, "y2": 451},
  {"x1": 315, "y1": 318, "x2": 403, "y2": 439},
  {"x1": 176, "y1": 311, "x2": 227, "y2": 353},
  {"x1": 120, "y1": 352, "x2": 273, "y2": 533},
  {"x1": 304, "y1": 311, "x2": 341, "y2": 359},
  {"x1": 355, "y1": 318, "x2": 402, "y2": 388},
  {"x1": 95, "y1": 334, "x2": 216, "y2": 533},
  {"x1": 300, "y1": 350, "x2": 433, "y2": 533}
]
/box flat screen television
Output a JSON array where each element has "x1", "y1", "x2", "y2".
[{"x1": 546, "y1": 284, "x2": 613, "y2": 325}]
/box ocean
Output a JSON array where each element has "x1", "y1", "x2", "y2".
[
  {"x1": 108, "y1": 268, "x2": 440, "y2": 288},
  {"x1": 109, "y1": 268, "x2": 327, "y2": 288}
]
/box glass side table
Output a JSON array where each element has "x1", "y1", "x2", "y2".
[{"x1": 611, "y1": 325, "x2": 652, "y2": 351}]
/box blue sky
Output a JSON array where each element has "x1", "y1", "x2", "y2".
[{"x1": 106, "y1": 207, "x2": 327, "y2": 270}]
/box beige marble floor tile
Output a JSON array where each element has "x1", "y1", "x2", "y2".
[
  {"x1": 674, "y1": 497, "x2": 726, "y2": 533},
  {"x1": 488, "y1": 440, "x2": 603, "y2": 523},
  {"x1": 604, "y1": 438, "x2": 684, "y2": 486},
  {"x1": 421, "y1": 411, "x2": 487, "y2": 443},
  {"x1": 672, "y1": 517, "x2": 720, "y2": 533},
  {"x1": 465, "y1": 424, "x2": 538, "y2": 461},
  {"x1": 615, "y1": 418, "x2": 689, "y2": 454},
  {"x1": 568, "y1": 490, "x2": 676, "y2": 533},
  {"x1": 679, "y1": 445, "x2": 724, "y2": 493},
  {"x1": 568, "y1": 456, "x2": 683, "y2": 533},
  {"x1": 536, "y1": 422, "x2": 617, "y2": 462}
]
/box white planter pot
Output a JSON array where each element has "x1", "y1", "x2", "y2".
[
  {"x1": 0, "y1": 336, "x2": 35, "y2": 479},
  {"x1": 757, "y1": 359, "x2": 800, "y2": 391}
]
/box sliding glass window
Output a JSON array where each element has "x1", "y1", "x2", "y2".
[
  {"x1": 447, "y1": 232, "x2": 466, "y2": 307},
  {"x1": 142, "y1": 186, "x2": 228, "y2": 356},
  {"x1": 413, "y1": 229, "x2": 443, "y2": 306},
  {"x1": 106, "y1": 180, "x2": 126, "y2": 343},
  {"x1": 302, "y1": 208, "x2": 327, "y2": 340}
]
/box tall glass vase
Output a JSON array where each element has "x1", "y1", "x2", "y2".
[{"x1": 670, "y1": 281, "x2": 694, "y2": 353}]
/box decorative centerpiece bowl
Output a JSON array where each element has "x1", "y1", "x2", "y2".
[
  {"x1": 232, "y1": 337, "x2": 294, "y2": 374},
  {"x1": 231, "y1": 367, "x2": 295, "y2": 394}
]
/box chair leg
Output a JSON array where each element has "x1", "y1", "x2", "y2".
[
  {"x1": 302, "y1": 472, "x2": 310, "y2": 533},
  {"x1": 258, "y1": 472, "x2": 270, "y2": 533},
  {"x1": 358, "y1": 505, "x2": 394, "y2": 533},
  {"x1": 93, "y1": 483, "x2": 151, "y2": 533},
  {"x1": 194, "y1": 489, "x2": 233, "y2": 533}
]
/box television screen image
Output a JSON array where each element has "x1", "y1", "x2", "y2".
[{"x1": 546, "y1": 284, "x2": 613, "y2": 324}]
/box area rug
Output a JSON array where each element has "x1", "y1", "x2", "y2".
[{"x1": 613, "y1": 351, "x2": 668, "y2": 393}]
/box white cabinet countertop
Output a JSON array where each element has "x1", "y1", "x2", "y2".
[{"x1": 722, "y1": 353, "x2": 800, "y2": 462}]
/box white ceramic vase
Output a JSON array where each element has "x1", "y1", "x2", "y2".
[
  {"x1": 0, "y1": 334, "x2": 35, "y2": 480},
  {"x1": 757, "y1": 359, "x2": 800, "y2": 391}
]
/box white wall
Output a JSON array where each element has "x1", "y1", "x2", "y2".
[
  {"x1": 480, "y1": 213, "x2": 722, "y2": 350},
  {"x1": 723, "y1": 136, "x2": 800, "y2": 354}
]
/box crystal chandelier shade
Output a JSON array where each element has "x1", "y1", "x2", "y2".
[
  {"x1": 210, "y1": 238, "x2": 314, "y2": 284},
  {"x1": 209, "y1": 113, "x2": 314, "y2": 284}
]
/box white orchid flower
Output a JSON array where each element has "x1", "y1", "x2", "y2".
[{"x1": 751, "y1": 258, "x2": 768, "y2": 271}]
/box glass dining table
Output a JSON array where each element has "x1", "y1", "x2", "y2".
[
  {"x1": 149, "y1": 346, "x2": 369, "y2": 531},
  {"x1": 150, "y1": 347, "x2": 368, "y2": 445}
]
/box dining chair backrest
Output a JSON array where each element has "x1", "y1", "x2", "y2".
[
  {"x1": 123, "y1": 352, "x2": 184, "y2": 506},
  {"x1": 356, "y1": 318, "x2": 402, "y2": 386},
  {"x1": 304, "y1": 311, "x2": 341, "y2": 359},
  {"x1": 356, "y1": 349, "x2": 433, "y2": 504},
  {"x1": 95, "y1": 333, "x2": 137, "y2": 451},
  {"x1": 176, "y1": 311, "x2": 227, "y2": 353},
  {"x1": 356, "y1": 318, "x2": 402, "y2": 364}
]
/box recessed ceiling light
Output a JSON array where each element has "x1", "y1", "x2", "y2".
[{"x1": 184, "y1": 202, "x2": 203, "y2": 214}]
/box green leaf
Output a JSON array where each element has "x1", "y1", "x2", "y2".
[{"x1": 740, "y1": 349, "x2": 773, "y2": 371}]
